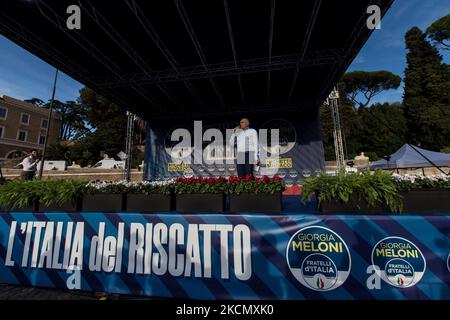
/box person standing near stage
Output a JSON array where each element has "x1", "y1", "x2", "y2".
[
  {"x1": 229, "y1": 118, "x2": 259, "y2": 178},
  {"x1": 20, "y1": 149, "x2": 38, "y2": 180}
]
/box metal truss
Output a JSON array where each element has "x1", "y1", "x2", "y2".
[
  {"x1": 175, "y1": 0, "x2": 226, "y2": 108},
  {"x1": 0, "y1": 13, "x2": 92, "y2": 89},
  {"x1": 124, "y1": 0, "x2": 207, "y2": 109},
  {"x1": 223, "y1": 0, "x2": 245, "y2": 105},
  {"x1": 0, "y1": 0, "x2": 390, "y2": 116},
  {"x1": 124, "y1": 111, "x2": 135, "y2": 181},
  {"x1": 327, "y1": 88, "x2": 345, "y2": 170},
  {"x1": 267, "y1": 0, "x2": 276, "y2": 103},
  {"x1": 318, "y1": 0, "x2": 392, "y2": 107},
  {"x1": 0, "y1": 12, "x2": 143, "y2": 115},
  {"x1": 96, "y1": 49, "x2": 344, "y2": 89},
  {"x1": 288, "y1": 0, "x2": 322, "y2": 102},
  {"x1": 146, "y1": 101, "x2": 314, "y2": 123},
  {"x1": 78, "y1": 0, "x2": 183, "y2": 109},
  {"x1": 35, "y1": 1, "x2": 164, "y2": 112}
]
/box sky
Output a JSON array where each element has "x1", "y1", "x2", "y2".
[
  {"x1": 0, "y1": 0, "x2": 449, "y2": 104},
  {"x1": 348, "y1": 0, "x2": 450, "y2": 104}
]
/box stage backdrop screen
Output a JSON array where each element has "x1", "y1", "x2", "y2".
[{"x1": 144, "y1": 109, "x2": 325, "y2": 182}]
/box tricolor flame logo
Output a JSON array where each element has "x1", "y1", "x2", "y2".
[
  {"x1": 316, "y1": 276, "x2": 325, "y2": 289},
  {"x1": 397, "y1": 276, "x2": 405, "y2": 286}
]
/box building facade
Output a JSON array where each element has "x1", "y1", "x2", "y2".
[{"x1": 0, "y1": 95, "x2": 61, "y2": 160}]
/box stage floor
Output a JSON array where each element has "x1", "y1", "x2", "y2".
[{"x1": 280, "y1": 195, "x2": 318, "y2": 213}]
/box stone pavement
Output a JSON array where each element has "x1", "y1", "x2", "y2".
[{"x1": 0, "y1": 284, "x2": 149, "y2": 300}]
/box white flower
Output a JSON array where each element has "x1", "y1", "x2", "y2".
[
  {"x1": 391, "y1": 173, "x2": 449, "y2": 184},
  {"x1": 85, "y1": 179, "x2": 175, "y2": 190}
]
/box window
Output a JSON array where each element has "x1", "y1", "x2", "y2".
[
  {"x1": 17, "y1": 130, "x2": 27, "y2": 142},
  {"x1": 41, "y1": 118, "x2": 49, "y2": 129},
  {"x1": 0, "y1": 107, "x2": 7, "y2": 119},
  {"x1": 38, "y1": 135, "x2": 46, "y2": 145},
  {"x1": 0, "y1": 126, "x2": 4, "y2": 138},
  {"x1": 20, "y1": 113, "x2": 30, "y2": 125}
]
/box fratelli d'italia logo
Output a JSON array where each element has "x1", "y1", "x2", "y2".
[
  {"x1": 371, "y1": 236, "x2": 426, "y2": 288},
  {"x1": 286, "y1": 226, "x2": 351, "y2": 291}
]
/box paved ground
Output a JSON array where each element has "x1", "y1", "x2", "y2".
[
  {"x1": 0, "y1": 284, "x2": 149, "y2": 300},
  {"x1": 1, "y1": 168, "x2": 144, "y2": 182}
]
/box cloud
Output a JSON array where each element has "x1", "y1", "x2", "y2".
[
  {"x1": 354, "y1": 56, "x2": 366, "y2": 64},
  {"x1": 0, "y1": 87, "x2": 11, "y2": 95}
]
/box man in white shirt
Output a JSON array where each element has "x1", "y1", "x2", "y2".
[
  {"x1": 229, "y1": 118, "x2": 259, "y2": 178},
  {"x1": 20, "y1": 149, "x2": 38, "y2": 180}
]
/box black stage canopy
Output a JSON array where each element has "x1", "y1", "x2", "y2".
[{"x1": 0, "y1": 0, "x2": 393, "y2": 122}]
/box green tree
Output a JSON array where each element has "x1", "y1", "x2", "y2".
[
  {"x1": 427, "y1": 14, "x2": 450, "y2": 51},
  {"x1": 356, "y1": 103, "x2": 407, "y2": 159},
  {"x1": 45, "y1": 143, "x2": 70, "y2": 161},
  {"x1": 24, "y1": 98, "x2": 45, "y2": 106},
  {"x1": 47, "y1": 100, "x2": 89, "y2": 140},
  {"x1": 25, "y1": 88, "x2": 143, "y2": 168},
  {"x1": 78, "y1": 87, "x2": 127, "y2": 162},
  {"x1": 340, "y1": 70, "x2": 401, "y2": 108},
  {"x1": 403, "y1": 27, "x2": 450, "y2": 150}
]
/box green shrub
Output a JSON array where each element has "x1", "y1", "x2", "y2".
[
  {"x1": 0, "y1": 180, "x2": 85, "y2": 209},
  {"x1": 301, "y1": 170, "x2": 403, "y2": 213}
]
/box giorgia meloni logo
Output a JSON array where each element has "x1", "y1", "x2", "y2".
[
  {"x1": 286, "y1": 226, "x2": 351, "y2": 291},
  {"x1": 371, "y1": 236, "x2": 426, "y2": 288}
]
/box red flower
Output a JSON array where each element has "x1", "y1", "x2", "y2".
[{"x1": 263, "y1": 176, "x2": 270, "y2": 183}]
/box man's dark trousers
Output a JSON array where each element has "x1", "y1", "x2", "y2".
[{"x1": 236, "y1": 151, "x2": 254, "y2": 178}]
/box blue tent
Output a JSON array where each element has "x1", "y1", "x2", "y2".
[{"x1": 370, "y1": 144, "x2": 450, "y2": 169}]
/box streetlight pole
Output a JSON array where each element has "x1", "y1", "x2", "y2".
[
  {"x1": 124, "y1": 111, "x2": 135, "y2": 181},
  {"x1": 38, "y1": 68, "x2": 59, "y2": 180}
]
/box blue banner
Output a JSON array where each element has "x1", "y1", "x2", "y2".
[{"x1": 0, "y1": 212, "x2": 448, "y2": 300}]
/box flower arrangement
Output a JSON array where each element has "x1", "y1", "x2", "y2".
[
  {"x1": 172, "y1": 175, "x2": 285, "y2": 194},
  {"x1": 0, "y1": 176, "x2": 285, "y2": 210},
  {"x1": 226, "y1": 174, "x2": 285, "y2": 195},
  {"x1": 84, "y1": 180, "x2": 175, "y2": 195},
  {"x1": 173, "y1": 177, "x2": 228, "y2": 194},
  {"x1": 392, "y1": 174, "x2": 450, "y2": 192}
]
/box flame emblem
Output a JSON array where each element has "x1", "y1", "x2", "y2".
[
  {"x1": 397, "y1": 275, "x2": 405, "y2": 286},
  {"x1": 316, "y1": 276, "x2": 325, "y2": 289}
]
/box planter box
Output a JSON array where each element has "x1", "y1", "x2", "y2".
[
  {"x1": 319, "y1": 196, "x2": 386, "y2": 214},
  {"x1": 229, "y1": 193, "x2": 282, "y2": 212},
  {"x1": 401, "y1": 189, "x2": 450, "y2": 214},
  {"x1": 317, "y1": 191, "x2": 386, "y2": 214},
  {"x1": 317, "y1": 189, "x2": 450, "y2": 215},
  {"x1": 2, "y1": 200, "x2": 37, "y2": 212},
  {"x1": 82, "y1": 194, "x2": 124, "y2": 212},
  {"x1": 319, "y1": 201, "x2": 385, "y2": 214},
  {"x1": 38, "y1": 199, "x2": 79, "y2": 212},
  {"x1": 126, "y1": 193, "x2": 172, "y2": 212},
  {"x1": 175, "y1": 193, "x2": 225, "y2": 212}
]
